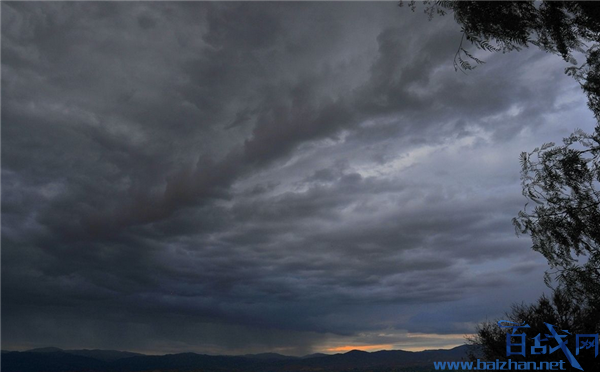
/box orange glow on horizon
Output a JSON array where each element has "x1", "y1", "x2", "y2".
[{"x1": 325, "y1": 344, "x2": 395, "y2": 353}]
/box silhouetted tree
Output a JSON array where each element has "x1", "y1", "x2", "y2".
[
  {"x1": 513, "y1": 128, "x2": 600, "y2": 308},
  {"x1": 469, "y1": 289, "x2": 600, "y2": 371}
]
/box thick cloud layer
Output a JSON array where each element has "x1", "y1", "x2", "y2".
[{"x1": 2, "y1": 2, "x2": 596, "y2": 355}]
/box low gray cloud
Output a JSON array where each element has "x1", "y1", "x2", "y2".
[{"x1": 2, "y1": 2, "x2": 596, "y2": 355}]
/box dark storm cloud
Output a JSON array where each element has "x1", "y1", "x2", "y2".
[{"x1": 2, "y1": 2, "x2": 595, "y2": 354}]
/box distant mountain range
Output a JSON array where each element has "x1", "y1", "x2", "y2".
[{"x1": 1, "y1": 344, "x2": 475, "y2": 372}]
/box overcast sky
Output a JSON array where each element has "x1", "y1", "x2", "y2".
[{"x1": 1, "y1": 2, "x2": 597, "y2": 356}]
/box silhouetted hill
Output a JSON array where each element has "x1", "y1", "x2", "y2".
[
  {"x1": 1, "y1": 345, "x2": 474, "y2": 372},
  {"x1": 113, "y1": 352, "x2": 268, "y2": 372},
  {"x1": 22, "y1": 347, "x2": 143, "y2": 362},
  {"x1": 2, "y1": 351, "x2": 109, "y2": 372},
  {"x1": 66, "y1": 349, "x2": 143, "y2": 362},
  {"x1": 242, "y1": 352, "x2": 298, "y2": 360},
  {"x1": 300, "y1": 352, "x2": 328, "y2": 359},
  {"x1": 28, "y1": 347, "x2": 64, "y2": 353}
]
